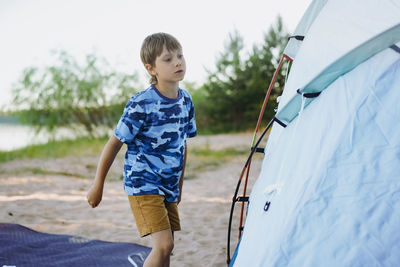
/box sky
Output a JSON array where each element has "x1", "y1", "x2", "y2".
[{"x1": 0, "y1": 0, "x2": 312, "y2": 109}]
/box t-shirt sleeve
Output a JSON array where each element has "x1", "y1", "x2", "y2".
[
  {"x1": 114, "y1": 98, "x2": 146, "y2": 143},
  {"x1": 187, "y1": 96, "x2": 197, "y2": 138}
]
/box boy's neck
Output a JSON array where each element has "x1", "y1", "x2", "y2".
[{"x1": 154, "y1": 82, "x2": 179, "y2": 99}]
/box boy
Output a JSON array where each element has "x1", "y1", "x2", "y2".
[{"x1": 87, "y1": 32, "x2": 197, "y2": 267}]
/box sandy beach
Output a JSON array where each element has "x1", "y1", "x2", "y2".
[{"x1": 0, "y1": 133, "x2": 264, "y2": 266}]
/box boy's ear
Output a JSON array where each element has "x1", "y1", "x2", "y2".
[{"x1": 145, "y1": 64, "x2": 156, "y2": 76}]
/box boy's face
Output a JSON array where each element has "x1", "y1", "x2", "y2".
[{"x1": 146, "y1": 46, "x2": 186, "y2": 86}]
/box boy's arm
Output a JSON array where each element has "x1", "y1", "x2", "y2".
[
  {"x1": 178, "y1": 143, "x2": 187, "y2": 204},
  {"x1": 87, "y1": 135, "x2": 123, "y2": 208}
]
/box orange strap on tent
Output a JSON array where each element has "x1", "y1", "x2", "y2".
[
  {"x1": 237, "y1": 54, "x2": 292, "y2": 240},
  {"x1": 227, "y1": 54, "x2": 293, "y2": 265}
]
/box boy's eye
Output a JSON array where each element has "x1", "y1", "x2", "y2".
[
  {"x1": 164, "y1": 58, "x2": 171, "y2": 62},
  {"x1": 178, "y1": 54, "x2": 183, "y2": 59}
]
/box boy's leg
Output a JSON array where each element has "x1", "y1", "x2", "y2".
[
  {"x1": 128, "y1": 195, "x2": 180, "y2": 266},
  {"x1": 143, "y1": 229, "x2": 173, "y2": 267}
]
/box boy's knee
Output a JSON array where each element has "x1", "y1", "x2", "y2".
[
  {"x1": 156, "y1": 239, "x2": 174, "y2": 257},
  {"x1": 162, "y1": 240, "x2": 174, "y2": 254},
  {"x1": 151, "y1": 229, "x2": 174, "y2": 259}
]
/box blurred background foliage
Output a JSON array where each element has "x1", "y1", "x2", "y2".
[
  {"x1": 8, "y1": 16, "x2": 289, "y2": 135},
  {"x1": 194, "y1": 16, "x2": 289, "y2": 132},
  {"x1": 11, "y1": 50, "x2": 139, "y2": 137}
]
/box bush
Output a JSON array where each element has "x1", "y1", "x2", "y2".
[{"x1": 11, "y1": 51, "x2": 140, "y2": 136}]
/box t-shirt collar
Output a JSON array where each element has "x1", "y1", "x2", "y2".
[{"x1": 151, "y1": 84, "x2": 182, "y2": 102}]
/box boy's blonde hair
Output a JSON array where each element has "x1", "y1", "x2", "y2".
[{"x1": 140, "y1": 32, "x2": 182, "y2": 84}]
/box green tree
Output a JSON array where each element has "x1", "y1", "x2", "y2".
[
  {"x1": 201, "y1": 29, "x2": 246, "y2": 132},
  {"x1": 200, "y1": 16, "x2": 289, "y2": 132},
  {"x1": 11, "y1": 51, "x2": 139, "y2": 136}
]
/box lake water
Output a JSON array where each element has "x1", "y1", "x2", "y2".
[
  {"x1": 0, "y1": 123, "x2": 111, "y2": 151},
  {"x1": 0, "y1": 123, "x2": 50, "y2": 151}
]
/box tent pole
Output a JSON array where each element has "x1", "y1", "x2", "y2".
[{"x1": 237, "y1": 54, "x2": 291, "y2": 240}]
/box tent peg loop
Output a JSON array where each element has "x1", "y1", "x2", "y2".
[
  {"x1": 288, "y1": 35, "x2": 305, "y2": 41},
  {"x1": 297, "y1": 89, "x2": 321, "y2": 98},
  {"x1": 264, "y1": 201, "x2": 271, "y2": 212},
  {"x1": 390, "y1": 44, "x2": 400, "y2": 54},
  {"x1": 251, "y1": 147, "x2": 265, "y2": 153},
  {"x1": 236, "y1": 196, "x2": 249, "y2": 203},
  {"x1": 273, "y1": 117, "x2": 287, "y2": 128}
]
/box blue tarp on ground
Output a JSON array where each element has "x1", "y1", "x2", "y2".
[{"x1": 0, "y1": 223, "x2": 151, "y2": 267}]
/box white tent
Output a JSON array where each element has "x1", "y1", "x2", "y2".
[{"x1": 230, "y1": 0, "x2": 400, "y2": 266}]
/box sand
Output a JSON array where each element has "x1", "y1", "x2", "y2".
[{"x1": 0, "y1": 133, "x2": 264, "y2": 266}]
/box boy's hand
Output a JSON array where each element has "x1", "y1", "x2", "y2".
[{"x1": 87, "y1": 183, "x2": 103, "y2": 208}]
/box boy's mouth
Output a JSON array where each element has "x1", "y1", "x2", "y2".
[{"x1": 175, "y1": 70, "x2": 184, "y2": 73}]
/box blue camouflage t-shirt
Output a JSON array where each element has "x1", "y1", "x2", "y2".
[{"x1": 114, "y1": 85, "x2": 197, "y2": 202}]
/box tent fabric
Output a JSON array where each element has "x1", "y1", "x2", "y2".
[
  {"x1": 283, "y1": 0, "x2": 328, "y2": 60},
  {"x1": 233, "y1": 42, "x2": 400, "y2": 266},
  {"x1": 0, "y1": 223, "x2": 151, "y2": 267},
  {"x1": 231, "y1": 0, "x2": 400, "y2": 264},
  {"x1": 276, "y1": 0, "x2": 400, "y2": 125}
]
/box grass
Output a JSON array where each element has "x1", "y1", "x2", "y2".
[
  {"x1": 0, "y1": 136, "x2": 108, "y2": 163},
  {"x1": 184, "y1": 146, "x2": 248, "y2": 179},
  {"x1": 0, "y1": 136, "x2": 250, "y2": 179}
]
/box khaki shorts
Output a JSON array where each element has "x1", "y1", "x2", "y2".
[{"x1": 128, "y1": 194, "x2": 181, "y2": 237}]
